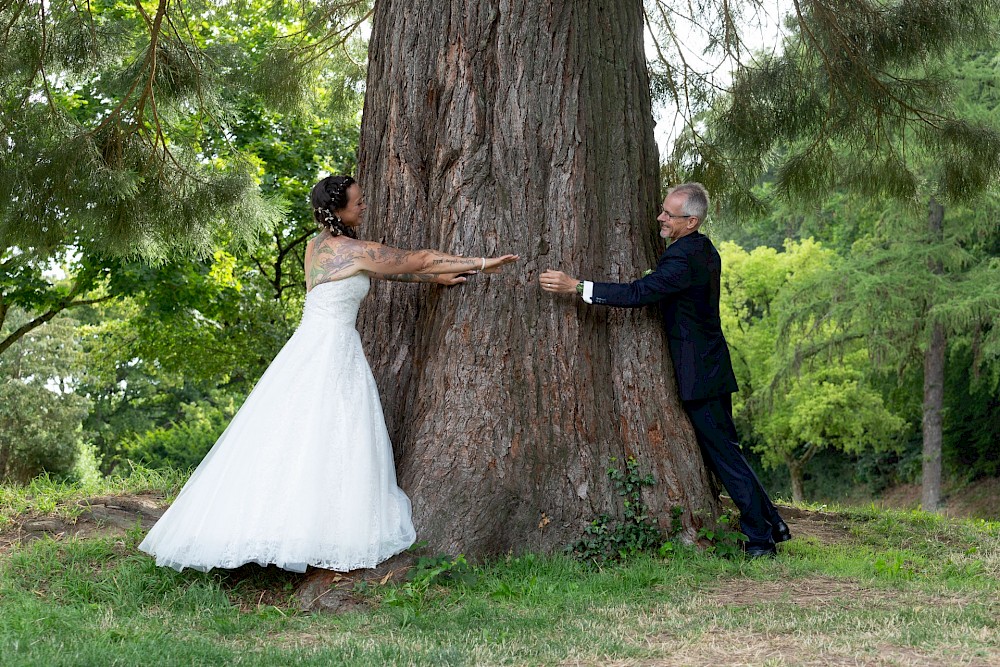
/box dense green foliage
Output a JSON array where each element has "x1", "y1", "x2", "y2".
[
  {"x1": 718, "y1": 239, "x2": 908, "y2": 501},
  {"x1": 944, "y1": 348, "x2": 1000, "y2": 479},
  {"x1": 1, "y1": 1, "x2": 365, "y2": 478},
  {"x1": 120, "y1": 398, "x2": 237, "y2": 471}
]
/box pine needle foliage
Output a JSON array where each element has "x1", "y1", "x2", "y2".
[
  {"x1": 0, "y1": 0, "x2": 367, "y2": 362},
  {"x1": 648, "y1": 0, "x2": 1000, "y2": 210},
  {"x1": 771, "y1": 192, "x2": 1000, "y2": 398},
  {"x1": 0, "y1": 0, "x2": 368, "y2": 259}
]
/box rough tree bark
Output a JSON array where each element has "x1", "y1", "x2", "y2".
[
  {"x1": 922, "y1": 197, "x2": 945, "y2": 512},
  {"x1": 356, "y1": 0, "x2": 718, "y2": 557}
]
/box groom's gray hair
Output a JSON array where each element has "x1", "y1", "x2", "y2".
[{"x1": 667, "y1": 182, "x2": 710, "y2": 221}]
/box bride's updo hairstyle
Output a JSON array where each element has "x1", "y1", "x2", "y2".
[{"x1": 310, "y1": 175, "x2": 357, "y2": 238}]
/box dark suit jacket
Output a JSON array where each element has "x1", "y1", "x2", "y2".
[{"x1": 591, "y1": 231, "x2": 739, "y2": 402}]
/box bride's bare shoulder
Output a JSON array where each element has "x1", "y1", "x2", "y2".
[
  {"x1": 312, "y1": 233, "x2": 371, "y2": 252},
  {"x1": 307, "y1": 235, "x2": 376, "y2": 287}
]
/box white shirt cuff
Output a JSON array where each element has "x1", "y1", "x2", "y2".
[{"x1": 582, "y1": 281, "x2": 594, "y2": 304}]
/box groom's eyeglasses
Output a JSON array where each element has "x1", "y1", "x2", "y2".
[{"x1": 662, "y1": 212, "x2": 690, "y2": 219}]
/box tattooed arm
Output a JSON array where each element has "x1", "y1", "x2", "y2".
[
  {"x1": 356, "y1": 244, "x2": 489, "y2": 274},
  {"x1": 306, "y1": 235, "x2": 518, "y2": 290},
  {"x1": 368, "y1": 272, "x2": 470, "y2": 285}
]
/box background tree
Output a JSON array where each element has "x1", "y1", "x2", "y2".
[
  {"x1": 814, "y1": 197, "x2": 1000, "y2": 510},
  {"x1": 719, "y1": 239, "x2": 907, "y2": 501},
  {"x1": 0, "y1": 309, "x2": 91, "y2": 482}
]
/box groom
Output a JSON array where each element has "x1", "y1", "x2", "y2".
[{"x1": 539, "y1": 182, "x2": 790, "y2": 557}]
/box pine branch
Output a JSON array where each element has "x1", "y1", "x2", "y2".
[
  {"x1": 36, "y1": 0, "x2": 58, "y2": 115},
  {"x1": 668, "y1": 0, "x2": 1000, "y2": 206},
  {"x1": 167, "y1": 1, "x2": 216, "y2": 144},
  {"x1": 67, "y1": 0, "x2": 99, "y2": 51}
]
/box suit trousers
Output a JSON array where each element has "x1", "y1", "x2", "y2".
[{"x1": 682, "y1": 394, "x2": 783, "y2": 548}]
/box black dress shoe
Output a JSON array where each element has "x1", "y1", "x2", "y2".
[
  {"x1": 744, "y1": 545, "x2": 777, "y2": 559},
  {"x1": 772, "y1": 520, "x2": 792, "y2": 543}
]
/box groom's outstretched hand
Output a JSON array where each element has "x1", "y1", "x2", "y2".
[{"x1": 539, "y1": 269, "x2": 580, "y2": 294}]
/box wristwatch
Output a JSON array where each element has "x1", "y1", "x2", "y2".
[{"x1": 575, "y1": 281, "x2": 584, "y2": 295}]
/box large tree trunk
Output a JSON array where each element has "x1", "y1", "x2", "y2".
[
  {"x1": 922, "y1": 198, "x2": 945, "y2": 512},
  {"x1": 356, "y1": 0, "x2": 717, "y2": 557}
]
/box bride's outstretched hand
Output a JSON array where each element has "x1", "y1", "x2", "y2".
[
  {"x1": 482, "y1": 254, "x2": 520, "y2": 274},
  {"x1": 435, "y1": 272, "x2": 473, "y2": 286}
]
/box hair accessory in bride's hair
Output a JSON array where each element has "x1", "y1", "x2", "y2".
[
  {"x1": 317, "y1": 207, "x2": 339, "y2": 227},
  {"x1": 318, "y1": 207, "x2": 354, "y2": 238},
  {"x1": 323, "y1": 176, "x2": 355, "y2": 211}
]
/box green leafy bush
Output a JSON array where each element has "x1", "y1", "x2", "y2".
[
  {"x1": 696, "y1": 511, "x2": 747, "y2": 559},
  {"x1": 122, "y1": 399, "x2": 236, "y2": 470},
  {"x1": 568, "y1": 457, "x2": 681, "y2": 564}
]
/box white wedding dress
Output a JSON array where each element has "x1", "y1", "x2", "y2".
[{"x1": 139, "y1": 273, "x2": 416, "y2": 572}]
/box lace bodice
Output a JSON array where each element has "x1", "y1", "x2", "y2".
[{"x1": 301, "y1": 273, "x2": 370, "y2": 328}]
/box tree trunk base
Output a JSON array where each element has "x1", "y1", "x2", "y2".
[{"x1": 294, "y1": 553, "x2": 417, "y2": 614}]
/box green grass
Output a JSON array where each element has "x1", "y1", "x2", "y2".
[{"x1": 1, "y1": 475, "x2": 999, "y2": 666}]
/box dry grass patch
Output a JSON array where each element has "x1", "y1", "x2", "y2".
[
  {"x1": 562, "y1": 626, "x2": 1000, "y2": 666},
  {"x1": 780, "y1": 506, "x2": 855, "y2": 546},
  {"x1": 701, "y1": 576, "x2": 887, "y2": 608},
  {"x1": 701, "y1": 576, "x2": 997, "y2": 619}
]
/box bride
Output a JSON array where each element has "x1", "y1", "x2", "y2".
[{"x1": 139, "y1": 175, "x2": 518, "y2": 572}]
